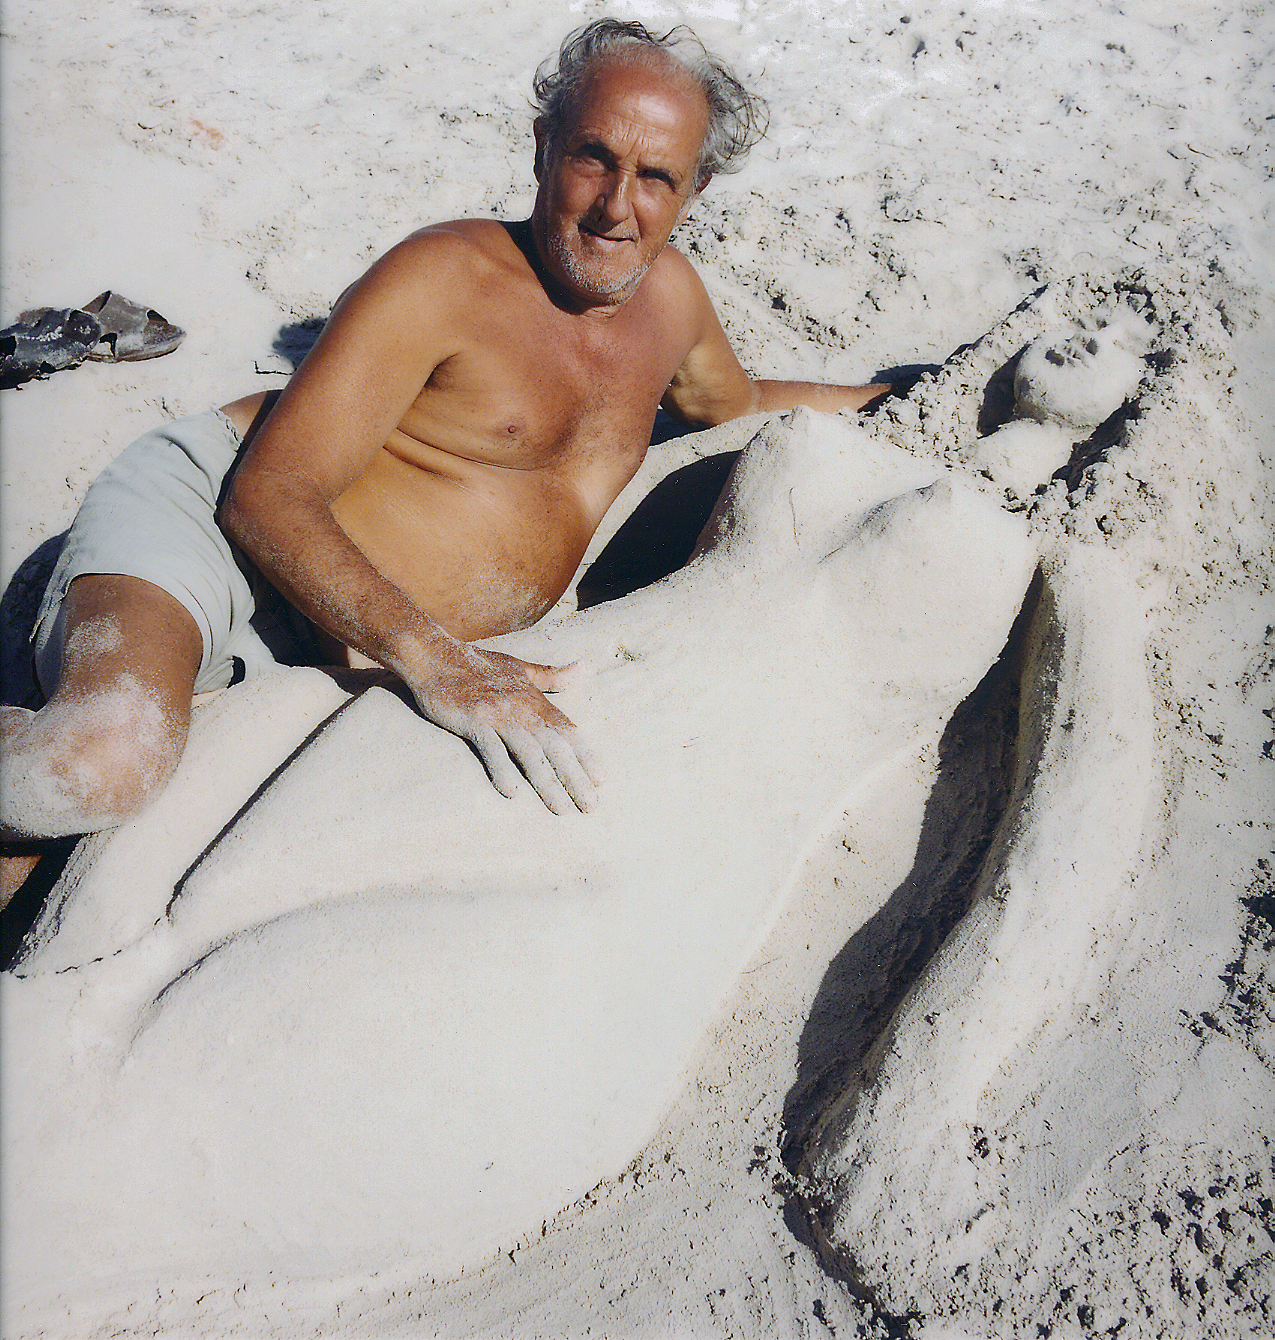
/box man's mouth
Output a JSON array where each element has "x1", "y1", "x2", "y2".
[{"x1": 578, "y1": 224, "x2": 635, "y2": 246}]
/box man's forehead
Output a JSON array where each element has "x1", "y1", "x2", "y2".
[{"x1": 567, "y1": 52, "x2": 709, "y2": 139}]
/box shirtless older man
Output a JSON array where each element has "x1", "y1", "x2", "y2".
[{"x1": 1, "y1": 19, "x2": 886, "y2": 882}]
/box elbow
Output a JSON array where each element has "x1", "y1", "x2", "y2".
[
  {"x1": 217, "y1": 485, "x2": 247, "y2": 549},
  {"x1": 662, "y1": 403, "x2": 716, "y2": 432},
  {"x1": 217, "y1": 466, "x2": 266, "y2": 553},
  {"x1": 710, "y1": 379, "x2": 763, "y2": 424},
  {"x1": 663, "y1": 383, "x2": 760, "y2": 431},
  {"x1": 705, "y1": 382, "x2": 762, "y2": 425}
]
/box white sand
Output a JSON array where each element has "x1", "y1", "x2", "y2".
[{"x1": 3, "y1": 2, "x2": 1272, "y2": 1337}]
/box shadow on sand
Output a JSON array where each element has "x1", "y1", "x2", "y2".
[
  {"x1": 780, "y1": 574, "x2": 1041, "y2": 1167},
  {"x1": 271, "y1": 317, "x2": 326, "y2": 371}
]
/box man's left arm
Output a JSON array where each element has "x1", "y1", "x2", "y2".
[
  {"x1": 659, "y1": 252, "x2": 890, "y2": 426},
  {"x1": 748, "y1": 378, "x2": 891, "y2": 415}
]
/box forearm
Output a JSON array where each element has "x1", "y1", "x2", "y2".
[
  {"x1": 222, "y1": 468, "x2": 601, "y2": 813},
  {"x1": 750, "y1": 378, "x2": 890, "y2": 415},
  {"x1": 220, "y1": 468, "x2": 454, "y2": 683}
]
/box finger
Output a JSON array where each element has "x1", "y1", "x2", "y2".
[
  {"x1": 520, "y1": 659, "x2": 582, "y2": 693},
  {"x1": 498, "y1": 725, "x2": 575, "y2": 816},
  {"x1": 469, "y1": 725, "x2": 527, "y2": 801},
  {"x1": 559, "y1": 723, "x2": 607, "y2": 787},
  {"x1": 536, "y1": 728, "x2": 599, "y2": 813}
]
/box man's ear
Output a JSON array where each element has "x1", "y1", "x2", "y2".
[
  {"x1": 677, "y1": 173, "x2": 712, "y2": 227},
  {"x1": 533, "y1": 116, "x2": 549, "y2": 182}
]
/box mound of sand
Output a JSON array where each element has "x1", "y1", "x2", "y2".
[{"x1": 3, "y1": 398, "x2": 1035, "y2": 1306}]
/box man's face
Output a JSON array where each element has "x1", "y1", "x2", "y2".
[{"x1": 532, "y1": 55, "x2": 710, "y2": 308}]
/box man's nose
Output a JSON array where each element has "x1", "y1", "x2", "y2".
[{"x1": 598, "y1": 170, "x2": 634, "y2": 223}]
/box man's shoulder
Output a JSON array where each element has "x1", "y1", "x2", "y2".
[
  {"x1": 650, "y1": 242, "x2": 702, "y2": 280},
  {"x1": 326, "y1": 220, "x2": 526, "y2": 329},
  {"x1": 640, "y1": 244, "x2": 716, "y2": 335},
  {"x1": 646, "y1": 243, "x2": 712, "y2": 303},
  {"x1": 385, "y1": 219, "x2": 521, "y2": 279}
]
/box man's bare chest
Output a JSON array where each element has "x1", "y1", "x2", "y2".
[{"x1": 399, "y1": 303, "x2": 691, "y2": 473}]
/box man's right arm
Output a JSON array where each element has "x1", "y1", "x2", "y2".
[{"x1": 220, "y1": 231, "x2": 602, "y2": 814}]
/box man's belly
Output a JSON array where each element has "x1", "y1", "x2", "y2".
[{"x1": 330, "y1": 448, "x2": 601, "y2": 642}]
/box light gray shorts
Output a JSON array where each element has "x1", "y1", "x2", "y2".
[{"x1": 32, "y1": 409, "x2": 322, "y2": 697}]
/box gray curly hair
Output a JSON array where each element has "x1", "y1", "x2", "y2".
[{"x1": 533, "y1": 18, "x2": 768, "y2": 186}]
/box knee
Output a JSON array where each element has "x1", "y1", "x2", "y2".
[
  {"x1": 62, "y1": 703, "x2": 183, "y2": 820},
  {"x1": 2, "y1": 690, "x2": 185, "y2": 838}
]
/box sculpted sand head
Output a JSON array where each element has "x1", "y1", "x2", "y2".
[
  {"x1": 955, "y1": 308, "x2": 1156, "y2": 500},
  {"x1": 1013, "y1": 324, "x2": 1145, "y2": 432}
]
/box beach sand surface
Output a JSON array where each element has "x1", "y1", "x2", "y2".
[{"x1": 2, "y1": 2, "x2": 1272, "y2": 1336}]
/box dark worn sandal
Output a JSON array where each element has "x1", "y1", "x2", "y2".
[
  {"x1": 0, "y1": 307, "x2": 103, "y2": 387},
  {"x1": 82, "y1": 291, "x2": 185, "y2": 361}
]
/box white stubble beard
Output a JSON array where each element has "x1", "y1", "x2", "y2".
[{"x1": 546, "y1": 226, "x2": 650, "y2": 305}]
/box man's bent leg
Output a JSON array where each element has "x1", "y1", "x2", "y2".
[{"x1": 1, "y1": 574, "x2": 202, "y2": 866}]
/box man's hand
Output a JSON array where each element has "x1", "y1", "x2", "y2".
[{"x1": 405, "y1": 641, "x2": 605, "y2": 815}]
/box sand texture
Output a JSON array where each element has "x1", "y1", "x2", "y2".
[{"x1": 3, "y1": 2, "x2": 1272, "y2": 1337}]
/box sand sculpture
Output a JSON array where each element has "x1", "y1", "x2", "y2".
[
  {"x1": 4, "y1": 272, "x2": 1268, "y2": 1336},
  {"x1": 794, "y1": 272, "x2": 1273, "y2": 1334},
  {"x1": 5, "y1": 396, "x2": 1036, "y2": 1313}
]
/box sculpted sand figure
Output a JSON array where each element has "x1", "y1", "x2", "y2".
[
  {"x1": 2, "y1": 294, "x2": 1158, "y2": 1318},
  {"x1": 0, "y1": 19, "x2": 889, "y2": 891},
  {"x1": 788, "y1": 300, "x2": 1275, "y2": 1330},
  {"x1": 3, "y1": 404, "x2": 1037, "y2": 1304}
]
